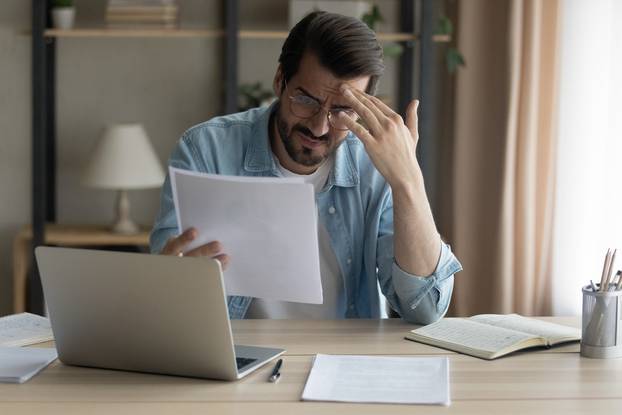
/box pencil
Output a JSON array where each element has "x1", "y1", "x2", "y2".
[
  {"x1": 600, "y1": 249, "x2": 612, "y2": 291},
  {"x1": 604, "y1": 249, "x2": 617, "y2": 291}
]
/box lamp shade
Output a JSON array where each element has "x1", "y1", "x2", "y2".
[{"x1": 82, "y1": 124, "x2": 165, "y2": 189}]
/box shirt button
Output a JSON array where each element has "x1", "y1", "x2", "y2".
[
  {"x1": 347, "y1": 258, "x2": 352, "y2": 264},
  {"x1": 328, "y1": 206, "x2": 336, "y2": 214}
]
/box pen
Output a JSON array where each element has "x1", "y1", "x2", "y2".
[
  {"x1": 268, "y1": 358, "x2": 283, "y2": 383},
  {"x1": 590, "y1": 280, "x2": 597, "y2": 292}
]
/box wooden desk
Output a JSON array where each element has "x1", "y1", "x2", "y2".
[
  {"x1": 12, "y1": 224, "x2": 150, "y2": 313},
  {"x1": 1, "y1": 318, "x2": 621, "y2": 414}
]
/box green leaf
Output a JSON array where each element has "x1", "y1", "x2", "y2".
[
  {"x1": 361, "y1": 5, "x2": 383, "y2": 30},
  {"x1": 383, "y1": 43, "x2": 403, "y2": 58},
  {"x1": 446, "y1": 48, "x2": 466, "y2": 73},
  {"x1": 436, "y1": 15, "x2": 453, "y2": 35}
]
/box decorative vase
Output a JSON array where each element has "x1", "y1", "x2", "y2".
[{"x1": 52, "y1": 7, "x2": 75, "y2": 30}]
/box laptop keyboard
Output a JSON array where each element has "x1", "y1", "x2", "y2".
[{"x1": 236, "y1": 357, "x2": 258, "y2": 370}]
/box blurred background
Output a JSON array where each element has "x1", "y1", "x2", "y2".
[{"x1": 0, "y1": 0, "x2": 620, "y2": 317}]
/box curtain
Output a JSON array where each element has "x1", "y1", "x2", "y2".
[{"x1": 446, "y1": 0, "x2": 561, "y2": 316}]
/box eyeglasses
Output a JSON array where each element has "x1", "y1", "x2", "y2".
[{"x1": 284, "y1": 81, "x2": 359, "y2": 131}]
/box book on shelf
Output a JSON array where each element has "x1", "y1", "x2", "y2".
[
  {"x1": 105, "y1": 0, "x2": 178, "y2": 27},
  {"x1": 108, "y1": 0, "x2": 177, "y2": 6},
  {"x1": 106, "y1": 15, "x2": 178, "y2": 24},
  {"x1": 105, "y1": 22, "x2": 178, "y2": 30},
  {"x1": 405, "y1": 314, "x2": 581, "y2": 360}
]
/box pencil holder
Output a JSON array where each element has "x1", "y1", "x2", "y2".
[{"x1": 580, "y1": 285, "x2": 622, "y2": 358}]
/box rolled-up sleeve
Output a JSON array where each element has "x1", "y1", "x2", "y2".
[
  {"x1": 150, "y1": 133, "x2": 204, "y2": 254},
  {"x1": 391, "y1": 242, "x2": 462, "y2": 324}
]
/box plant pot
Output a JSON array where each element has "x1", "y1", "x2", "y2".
[{"x1": 52, "y1": 7, "x2": 75, "y2": 30}]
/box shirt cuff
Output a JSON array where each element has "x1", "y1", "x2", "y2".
[{"x1": 392, "y1": 242, "x2": 463, "y2": 316}]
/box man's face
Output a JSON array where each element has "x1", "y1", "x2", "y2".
[{"x1": 272, "y1": 52, "x2": 370, "y2": 173}]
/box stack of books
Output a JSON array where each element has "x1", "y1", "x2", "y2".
[{"x1": 105, "y1": 0, "x2": 179, "y2": 29}]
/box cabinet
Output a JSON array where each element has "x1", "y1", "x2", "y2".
[{"x1": 30, "y1": 0, "x2": 447, "y2": 314}]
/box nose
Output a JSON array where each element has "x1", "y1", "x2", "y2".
[{"x1": 307, "y1": 109, "x2": 331, "y2": 137}]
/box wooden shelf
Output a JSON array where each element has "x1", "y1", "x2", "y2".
[
  {"x1": 44, "y1": 28, "x2": 451, "y2": 42},
  {"x1": 44, "y1": 28, "x2": 225, "y2": 38},
  {"x1": 13, "y1": 223, "x2": 151, "y2": 313}
]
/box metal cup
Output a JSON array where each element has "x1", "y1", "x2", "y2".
[{"x1": 580, "y1": 285, "x2": 622, "y2": 358}]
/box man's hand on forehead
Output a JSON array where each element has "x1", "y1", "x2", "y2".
[{"x1": 337, "y1": 85, "x2": 421, "y2": 189}]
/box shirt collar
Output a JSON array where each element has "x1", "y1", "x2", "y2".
[{"x1": 243, "y1": 102, "x2": 359, "y2": 187}]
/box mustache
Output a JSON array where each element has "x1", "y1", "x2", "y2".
[{"x1": 293, "y1": 125, "x2": 329, "y2": 141}]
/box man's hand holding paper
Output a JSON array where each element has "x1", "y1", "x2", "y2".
[{"x1": 160, "y1": 227, "x2": 230, "y2": 270}]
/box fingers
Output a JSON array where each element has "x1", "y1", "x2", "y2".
[
  {"x1": 185, "y1": 240, "x2": 224, "y2": 258},
  {"x1": 348, "y1": 88, "x2": 396, "y2": 119},
  {"x1": 336, "y1": 111, "x2": 374, "y2": 145},
  {"x1": 341, "y1": 88, "x2": 385, "y2": 135},
  {"x1": 161, "y1": 228, "x2": 197, "y2": 255},
  {"x1": 405, "y1": 99, "x2": 419, "y2": 141},
  {"x1": 213, "y1": 253, "x2": 230, "y2": 270},
  {"x1": 185, "y1": 241, "x2": 230, "y2": 270}
]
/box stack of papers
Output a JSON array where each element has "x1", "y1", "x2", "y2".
[
  {"x1": 302, "y1": 354, "x2": 450, "y2": 405},
  {"x1": 0, "y1": 313, "x2": 53, "y2": 346},
  {"x1": 170, "y1": 167, "x2": 323, "y2": 304},
  {"x1": 0, "y1": 347, "x2": 57, "y2": 383}
]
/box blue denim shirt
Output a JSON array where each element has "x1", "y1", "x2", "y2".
[{"x1": 150, "y1": 104, "x2": 462, "y2": 324}]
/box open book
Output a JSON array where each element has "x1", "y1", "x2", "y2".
[{"x1": 405, "y1": 314, "x2": 581, "y2": 360}]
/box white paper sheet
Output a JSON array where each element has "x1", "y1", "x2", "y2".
[
  {"x1": 170, "y1": 167, "x2": 323, "y2": 304},
  {"x1": 0, "y1": 313, "x2": 53, "y2": 347},
  {"x1": 0, "y1": 347, "x2": 58, "y2": 383},
  {"x1": 302, "y1": 354, "x2": 450, "y2": 405}
]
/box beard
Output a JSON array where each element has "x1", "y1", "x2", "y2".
[{"x1": 274, "y1": 104, "x2": 337, "y2": 167}]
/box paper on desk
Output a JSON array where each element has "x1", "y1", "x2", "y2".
[
  {"x1": 170, "y1": 167, "x2": 323, "y2": 304},
  {"x1": 0, "y1": 313, "x2": 53, "y2": 347},
  {"x1": 302, "y1": 354, "x2": 450, "y2": 405},
  {"x1": 0, "y1": 346, "x2": 57, "y2": 383}
]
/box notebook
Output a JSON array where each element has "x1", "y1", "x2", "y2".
[
  {"x1": 0, "y1": 313, "x2": 53, "y2": 347},
  {"x1": 0, "y1": 346, "x2": 58, "y2": 383},
  {"x1": 405, "y1": 314, "x2": 581, "y2": 360}
]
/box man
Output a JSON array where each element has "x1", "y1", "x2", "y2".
[{"x1": 150, "y1": 11, "x2": 462, "y2": 324}]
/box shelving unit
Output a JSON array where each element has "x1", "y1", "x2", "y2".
[
  {"x1": 29, "y1": 0, "x2": 444, "y2": 314},
  {"x1": 43, "y1": 28, "x2": 450, "y2": 42}
]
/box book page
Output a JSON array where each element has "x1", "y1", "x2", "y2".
[
  {"x1": 0, "y1": 313, "x2": 53, "y2": 347},
  {"x1": 411, "y1": 318, "x2": 537, "y2": 354},
  {"x1": 470, "y1": 314, "x2": 581, "y2": 344}
]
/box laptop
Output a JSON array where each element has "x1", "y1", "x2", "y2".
[{"x1": 35, "y1": 246, "x2": 285, "y2": 381}]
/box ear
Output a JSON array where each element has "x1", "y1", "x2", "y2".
[{"x1": 273, "y1": 65, "x2": 284, "y2": 96}]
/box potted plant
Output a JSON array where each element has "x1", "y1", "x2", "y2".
[{"x1": 52, "y1": 0, "x2": 76, "y2": 30}]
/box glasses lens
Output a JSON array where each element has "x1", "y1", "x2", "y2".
[
  {"x1": 289, "y1": 96, "x2": 319, "y2": 119},
  {"x1": 329, "y1": 110, "x2": 359, "y2": 131}
]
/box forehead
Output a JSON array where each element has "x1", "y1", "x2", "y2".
[{"x1": 290, "y1": 52, "x2": 369, "y2": 99}]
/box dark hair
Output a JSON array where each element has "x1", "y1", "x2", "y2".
[{"x1": 279, "y1": 11, "x2": 384, "y2": 94}]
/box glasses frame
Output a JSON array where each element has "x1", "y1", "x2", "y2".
[{"x1": 283, "y1": 81, "x2": 358, "y2": 131}]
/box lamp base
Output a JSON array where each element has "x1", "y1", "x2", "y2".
[
  {"x1": 111, "y1": 217, "x2": 140, "y2": 234},
  {"x1": 111, "y1": 189, "x2": 140, "y2": 234}
]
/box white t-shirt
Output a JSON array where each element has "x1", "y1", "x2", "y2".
[{"x1": 245, "y1": 156, "x2": 345, "y2": 319}]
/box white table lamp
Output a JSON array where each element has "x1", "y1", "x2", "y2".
[{"x1": 82, "y1": 123, "x2": 165, "y2": 234}]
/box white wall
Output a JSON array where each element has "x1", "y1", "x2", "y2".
[{"x1": 552, "y1": 0, "x2": 622, "y2": 315}]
